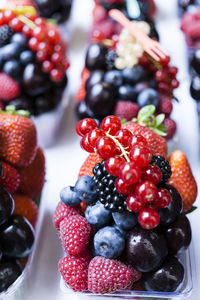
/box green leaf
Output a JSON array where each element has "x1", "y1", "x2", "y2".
[
  {"x1": 137, "y1": 105, "x2": 155, "y2": 122},
  {"x1": 155, "y1": 114, "x2": 165, "y2": 126},
  {"x1": 17, "y1": 110, "x2": 30, "y2": 117},
  {"x1": 158, "y1": 124, "x2": 167, "y2": 132},
  {"x1": 121, "y1": 119, "x2": 127, "y2": 125},
  {"x1": 152, "y1": 128, "x2": 167, "y2": 136},
  {"x1": 185, "y1": 206, "x2": 198, "y2": 215}
]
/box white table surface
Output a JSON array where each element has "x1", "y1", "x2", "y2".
[{"x1": 16, "y1": 0, "x2": 200, "y2": 299}]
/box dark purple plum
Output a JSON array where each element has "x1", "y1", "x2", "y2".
[
  {"x1": 0, "y1": 259, "x2": 22, "y2": 293},
  {"x1": 118, "y1": 85, "x2": 137, "y2": 102},
  {"x1": 86, "y1": 70, "x2": 105, "y2": 91},
  {"x1": 104, "y1": 70, "x2": 123, "y2": 87},
  {"x1": 190, "y1": 76, "x2": 200, "y2": 101},
  {"x1": 0, "y1": 186, "x2": 14, "y2": 227},
  {"x1": 85, "y1": 44, "x2": 108, "y2": 71}
]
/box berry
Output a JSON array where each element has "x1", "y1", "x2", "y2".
[
  {"x1": 96, "y1": 136, "x2": 117, "y2": 159},
  {"x1": 50, "y1": 69, "x2": 64, "y2": 82},
  {"x1": 153, "y1": 188, "x2": 172, "y2": 208},
  {"x1": 0, "y1": 185, "x2": 14, "y2": 227},
  {"x1": 0, "y1": 73, "x2": 20, "y2": 101},
  {"x1": 10, "y1": 18, "x2": 23, "y2": 32},
  {"x1": 130, "y1": 146, "x2": 152, "y2": 168},
  {"x1": 150, "y1": 155, "x2": 172, "y2": 184},
  {"x1": 60, "y1": 215, "x2": 92, "y2": 256},
  {"x1": 94, "y1": 226, "x2": 125, "y2": 259},
  {"x1": 157, "y1": 96, "x2": 173, "y2": 116},
  {"x1": 119, "y1": 162, "x2": 141, "y2": 185},
  {"x1": 0, "y1": 25, "x2": 13, "y2": 47},
  {"x1": 135, "y1": 180, "x2": 158, "y2": 203},
  {"x1": 118, "y1": 85, "x2": 137, "y2": 101},
  {"x1": 130, "y1": 135, "x2": 147, "y2": 147},
  {"x1": 112, "y1": 211, "x2": 137, "y2": 231},
  {"x1": 58, "y1": 255, "x2": 90, "y2": 292},
  {"x1": 3, "y1": 60, "x2": 21, "y2": 79},
  {"x1": 105, "y1": 49, "x2": 118, "y2": 69},
  {"x1": 85, "y1": 43, "x2": 107, "y2": 71},
  {"x1": 104, "y1": 70, "x2": 123, "y2": 87},
  {"x1": 80, "y1": 133, "x2": 95, "y2": 153},
  {"x1": 141, "y1": 164, "x2": 162, "y2": 185},
  {"x1": 138, "y1": 207, "x2": 160, "y2": 229},
  {"x1": 13, "y1": 194, "x2": 38, "y2": 227},
  {"x1": 104, "y1": 156, "x2": 125, "y2": 176},
  {"x1": 88, "y1": 256, "x2": 138, "y2": 294},
  {"x1": 0, "y1": 161, "x2": 20, "y2": 194},
  {"x1": 85, "y1": 201, "x2": 111, "y2": 227},
  {"x1": 137, "y1": 88, "x2": 159, "y2": 108},
  {"x1": 74, "y1": 175, "x2": 97, "y2": 204},
  {"x1": 190, "y1": 75, "x2": 200, "y2": 100},
  {"x1": 122, "y1": 66, "x2": 149, "y2": 84},
  {"x1": 163, "y1": 118, "x2": 176, "y2": 140},
  {"x1": 53, "y1": 201, "x2": 80, "y2": 230},
  {"x1": 0, "y1": 259, "x2": 22, "y2": 293},
  {"x1": 60, "y1": 186, "x2": 81, "y2": 206},
  {"x1": 76, "y1": 118, "x2": 98, "y2": 137},
  {"x1": 116, "y1": 129, "x2": 132, "y2": 147},
  {"x1": 88, "y1": 129, "x2": 106, "y2": 147},
  {"x1": 114, "y1": 101, "x2": 140, "y2": 121},
  {"x1": 86, "y1": 70, "x2": 104, "y2": 91},
  {"x1": 79, "y1": 153, "x2": 102, "y2": 177},
  {"x1": 126, "y1": 194, "x2": 145, "y2": 213},
  {"x1": 100, "y1": 115, "x2": 121, "y2": 135},
  {"x1": 115, "y1": 178, "x2": 135, "y2": 195}
]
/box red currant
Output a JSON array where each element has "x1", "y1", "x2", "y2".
[
  {"x1": 119, "y1": 162, "x2": 141, "y2": 185},
  {"x1": 115, "y1": 178, "x2": 134, "y2": 195},
  {"x1": 126, "y1": 194, "x2": 145, "y2": 213},
  {"x1": 130, "y1": 146, "x2": 152, "y2": 168},
  {"x1": 50, "y1": 69, "x2": 64, "y2": 82},
  {"x1": 80, "y1": 134, "x2": 94, "y2": 153},
  {"x1": 135, "y1": 180, "x2": 158, "y2": 203},
  {"x1": 38, "y1": 42, "x2": 50, "y2": 53},
  {"x1": 28, "y1": 37, "x2": 39, "y2": 52},
  {"x1": 170, "y1": 79, "x2": 179, "y2": 89},
  {"x1": 130, "y1": 135, "x2": 147, "y2": 148},
  {"x1": 88, "y1": 129, "x2": 105, "y2": 147},
  {"x1": 0, "y1": 12, "x2": 5, "y2": 26},
  {"x1": 48, "y1": 28, "x2": 60, "y2": 44},
  {"x1": 157, "y1": 82, "x2": 170, "y2": 94},
  {"x1": 92, "y1": 29, "x2": 104, "y2": 42},
  {"x1": 161, "y1": 55, "x2": 170, "y2": 67},
  {"x1": 10, "y1": 18, "x2": 23, "y2": 32},
  {"x1": 42, "y1": 60, "x2": 53, "y2": 73},
  {"x1": 141, "y1": 165, "x2": 162, "y2": 185},
  {"x1": 22, "y1": 25, "x2": 32, "y2": 37},
  {"x1": 138, "y1": 207, "x2": 160, "y2": 229},
  {"x1": 4, "y1": 10, "x2": 15, "y2": 23},
  {"x1": 153, "y1": 188, "x2": 172, "y2": 208},
  {"x1": 96, "y1": 136, "x2": 117, "y2": 159},
  {"x1": 76, "y1": 118, "x2": 98, "y2": 137},
  {"x1": 100, "y1": 115, "x2": 121, "y2": 135},
  {"x1": 33, "y1": 26, "x2": 47, "y2": 42},
  {"x1": 63, "y1": 59, "x2": 70, "y2": 70},
  {"x1": 35, "y1": 17, "x2": 45, "y2": 26},
  {"x1": 105, "y1": 156, "x2": 125, "y2": 176},
  {"x1": 116, "y1": 129, "x2": 132, "y2": 147},
  {"x1": 36, "y1": 50, "x2": 48, "y2": 62},
  {"x1": 155, "y1": 70, "x2": 167, "y2": 82},
  {"x1": 168, "y1": 66, "x2": 178, "y2": 78}
]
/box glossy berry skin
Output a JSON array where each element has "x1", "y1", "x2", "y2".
[
  {"x1": 126, "y1": 194, "x2": 145, "y2": 213},
  {"x1": 141, "y1": 165, "x2": 162, "y2": 185},
  {"x1": 86, "y1": 70, "x2": 104, "y2": 91},
  {"x1": 115, "y1": 178, "x2": 134, "y2": 195},
  {"x1": 130, "y1": 135, "x2": 147, "y2": 148},
  {"x1": 96, "y1": 136, "x2": 117, "y2": 159},
  {"x1": 154, "y1": 188, "x2": 172, "y2": 208},
  {"x1": 119, "y1": 162, "x2": 141, "y2": 185},
  {"x1": 138, "y1": 207, "x2": 160, "y2": 230},
  {"x1": 112, "y1": 211, "x2": 137, "y2": 231},
  {"x1": 135, "y1": 180, "x2": 158, "y2": 203},
  {"x1": 190, "y1": 75, "x2": 200, "y2": 100},
  {"x1": 0, "y1": 259, "x2": 22, "y2": 293},
  {"x1": 0, "y1": 186, "x2": 14, "y2": 227},
  {"x1": 76, "y1": 118, "x2": 98, "y2": 137},
  {"x1": 85, "y1": 43, "x2": 107, "y2": 71},
  {"x1": 94, "y1": 226, "x2": 125, "y2": 259},
  {"x1": 116, "y1": 129, "x2": 132, "y2": 147},
  {"x1": 104, "y1": 70, "x2": 123, "y2": 87},
  {"x1": 143, "y1": 256, "x2": 184, "y2": 292},
  {"x1": 100, "y1": 115, "x2": 121, "y2": 135},
  {"x1": 164, "y1": 214, "x2": 191, "y2": 255},
  {"x1": 0, "y1": 215, "x2": 35, "y2": 258},
  {"x1": 130, "y1": 146, "x2": 152, "y2": 168},
  {"x1": 60, "y1": 186, "x2": 81, "y2": 206},
  {"x1": 105, "y1": 156, "x2": 125, "y2": 176},
  {"x1": 74, "y1": 175, "x2": 97, "y2": 204},
  {"x1": 88, "y1": 129, "x2": 106, "y2": 147},
  {"x1": 85, "y1": 201, "x2": 111, "y2": 228},
  {"x1": 137, "y1": 88, "x2": 159, "y2": 108},
  {"x1": 80, "y1": 134, "x2": 94, "y2": 153}
]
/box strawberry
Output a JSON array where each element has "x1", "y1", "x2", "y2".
[
  {"x1": 0, "y1": 110, "x2": 37, "y2": 168},
  {"x1": 78, "y1": 153, "x2": 102, "y2": 177},
  {"x1": 168, "y1": 150, "x2": 197, "y2": 212},
  {"x1": 0, "y1": 73, "x2": 20, "y2": 101},
  {"x1": 114, "y1": 101, "x2": 140, "y2": 121},
  {"x1": 17, "y1": 147, "x2": 45, "y2": 198},
  {"x1": 0, "y1": 161, "x2": 20, "y2": 194},
  {"x1": 13, "y1": 194, "x2": 38, "y2": 227},
  {"x1": 76, "y1": 68, "x2": 90, "y2": 102},
  {"x1": 53, "y1": 201, "x2": 81, "y2": 230}
]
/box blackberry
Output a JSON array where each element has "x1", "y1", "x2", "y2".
[
  {"x1": 0, "y1": 25, "x2": 13, "y2": 47},
  {"x1": 151, "y1": 155, "x2": 172, "y2": 184},
  {"x1": 93, "y1": 161, "x2": 126, "y2": 213},
  {"x1": 105, "y1": 50, "x2": 118, "y2": 70}
]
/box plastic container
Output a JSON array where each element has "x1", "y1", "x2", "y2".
[{"x1": 59, "y1": 245, "x2": 194, "y2": 299}]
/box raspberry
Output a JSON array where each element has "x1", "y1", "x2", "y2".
[
  {"x1": 157, "y1": 96, "x2": 173, "y2": 116},
  {"x1": 163, "y1": 118, "x2": 177, "y2": 140},
  {"x1": 0, "y1": 73, "x2": 20, "y2": 101},
  {"x1": 114, "y1": 101, "x2": 140, "y2": 121},
  {"x1": 53, "y1": 201, "x2": 81, "y2": 230},
  {"x1": 60, "y1": 215, "x2": 92, "y2": 256},
  {"x1": 88, "y1": 256, "x2": 141, "y2": 294},
  {"x1": 59, "y1": 254, "x2": 91, "y2": 292}
]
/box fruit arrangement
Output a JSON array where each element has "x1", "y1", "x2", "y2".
[
  {"x1": 0, "y1": 106, "x2": 45, "y2": 293},
  {"x1": 0, "y1": 5, "x2": 69, "y2": 116},
  {"x1": 54, "y1": 113, "x2": 197, "y2": 295},
  {"x1": 178, "y1": 0, "x2": 200, "y2": 16}
]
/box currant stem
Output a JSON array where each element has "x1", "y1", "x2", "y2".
[{"x1": 106, "y1": 132, "x2": 130, "y2": 162}]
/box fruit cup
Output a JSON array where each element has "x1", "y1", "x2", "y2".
[
  {"x1": 54, "y1": 115, "x2": 197, "y2": 298},
  {"x1": 0, "y1": 4, "x2": 70, "y2": 147},
  {"x1": 0, "y1": 107, "x2": 45, "y2": 299}
]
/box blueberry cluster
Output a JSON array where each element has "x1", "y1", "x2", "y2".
[{"x1": 150, "y1": 155, "x2": 172, "y2": 184}]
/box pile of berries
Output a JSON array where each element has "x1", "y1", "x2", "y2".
[{"x1": 0, "y1": 8, "x2": 69, "y2": 115}]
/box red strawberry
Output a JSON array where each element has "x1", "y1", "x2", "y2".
[
  {"x1": 60, "y1": 215, "x2": 92, "y2": 256},
  {"x1": 0, "y1": 73, "x2": 20, "y2": 101},
  {"x1": 59, "y1": 253, "x2": 91, "y2": 292},
  {"x1": 53, "y1": 201, "x2": 81, "y2": 230},
  {"x1": 114, "y1": 101, "x2": 140, "y2": 121},
  {"x1": 13, "y1": 194, "x2": 38, "y2": 227},
  {"x1": 88, "y1": 256, "x2": 140, "y2": 294},
  {"x1": 17, "y1": 147, "x2": 45, "y2": 198},
  {"x1": 79, "y1": 153, "x2": 102, "y2": 177},
  {"x1": 0, "y1": 112, "x2": 37, "y2": 168},
  {"x1": 163, "y1": 118, "x2": 176, "y2": 140},
  {"x1": 0, "y1": 161, "x2": 20, "y2": 194},
  {"x1": 168, "y1": 150, "x2": 197, "y2": 212},
  {"x1": 76, "y1": 68, "x2": 90, "y2": 102}
]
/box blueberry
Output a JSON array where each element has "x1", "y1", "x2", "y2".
[
  {"x1": 3, "y1": 60, "x2": 22, "y2": 79},
  {"x1": 122, "y1": 65, "x2": 149, "y2": 84},
  {"x1": 0, "y1": 259, "x2": 22, "y2": 293},
  {"x1": 104, "y1": 70, "x2": 123, "y2": 87},
  {"x1": 20, "y1": 50, "x2": 35, "y2": 65},
  {"x1": 60, "y1": 186, "x2": 81, "y2": 206},
  {"x1": 74, "y1": 175, "x2": 97, "y2": 204},
  {"x1": 112, "y1": 211, "x2": 137, "y2": 231},
  {"x1": 137, "y1": 88, "x2": 159, "y2": 107},
  {"x1": 118, "y1": 85, "x2": 137, "y2": 102},
  {"x1": 114, "y1": 224, "x2": 128, "y2": 238},
  {"x1": 11, "y1": 33, "x2": 27, "y2": 46},
  {"x1": 85, "y1": 202, "x2": 111, "y2": 227},
  {"x1": 85, "y1": 70, "x2": 105, "y2": 91},
  {"x1": 0, "y1": 43, "x2": 22, "y2": 61},
  {"x1": 94, "y1": 226, "x2": 125, "y2": 258}
]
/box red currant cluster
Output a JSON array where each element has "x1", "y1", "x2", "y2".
[
  {"x1": 0, "y1": 10, "x2": 69, "y2": 82},
  {"x1": 76, "y1": 116, "x2": 172, "y2": 230}
]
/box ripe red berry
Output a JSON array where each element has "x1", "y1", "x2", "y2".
[
  {"x1": 36, "y1": 50, "x2": 48, "y2": 62},
  {"x1": 48, "y1": 28, "x2": 60, "y2": 44},
  {"x1": 130, "y1": 146, "x2": 152, "y2": 168},
  {"x1": 116, "y1": 129, "x2": 132, "y2": 147},
  {"x1": 4, "y1": 10, "x2": 15, "y2": 23},
  {"x1": 80, "y1": 134, "x2": 94, "y2": 153},
  {"x1": 130, "y1": 135, "x2": 147, "y2": 148},
  {"x1": 100, "y1": 115, "x2": 121, "y2": 135},
  {"x1": 50, "y1": 69, "x2": 64, "y2": 82},
  {"x1": 10, "y1": 18, "x2": 23, "y2": 32},
  {"x1": 51, "y1": 52, "x2": 62, "y2": 64},
  {"x1": 138, "y1": 207, "x2": 160, "y2": 229},
  {"x1": 35, "y1": 17, "x2": 46, "y2": 26},
  {"x1": 168, "y1": 66, "x2": 178, "y2": 78},
  {"x1": 141, "y1": 165, "x2": 162, "y2": 185},
  {"x1": 42, "y1": 60, "x2": 53, "y2": 73},
  {"x1": 115, "y1": 177, "x2": 134, "y2": 195},
  {"x1": 135, "y1": 180, "x2": 158, "y2": 203},
  {"x1": 0, "y1": 12, "x2": 5, "y2": 26},
  {"x1": 76, "y1": 118, "x2": 98, "y2": 137},
  {"x1": 105, "y1": 156, "x2": 125, "y2": 176},
  {"x1": 22, "y1": 25, "x2": 32, "y2": 37},
  {"x1": 28, "y1": 37, "x2": 39, "y2": 52},
  {"x1": 88, "y1": 129, "x2": 105, "y2": 147},
  {"x1": 171, "y1": 79, "x2": 179, "y2": 89},
  {"x1": 153, "y1": 188, "x2": 172, "y2": 208},
  {"x1": 96, "y1": 136, "x2": 117, "y2": 159},
  {"x1": 119, "y1": 162, "x2": 141, "y2": 185},
  {"x1": 161, "y1": 55, "x2": 170, "y2": 67},
  {"x1": 126, "y1": 194, "x2": 145, "y2": 212},
  {"x1": 33, "y1": 26, "x2": 46, "y2": 41},
  {"x1": 155, "y1": 70, "x2": 167, "y2": 82}
]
